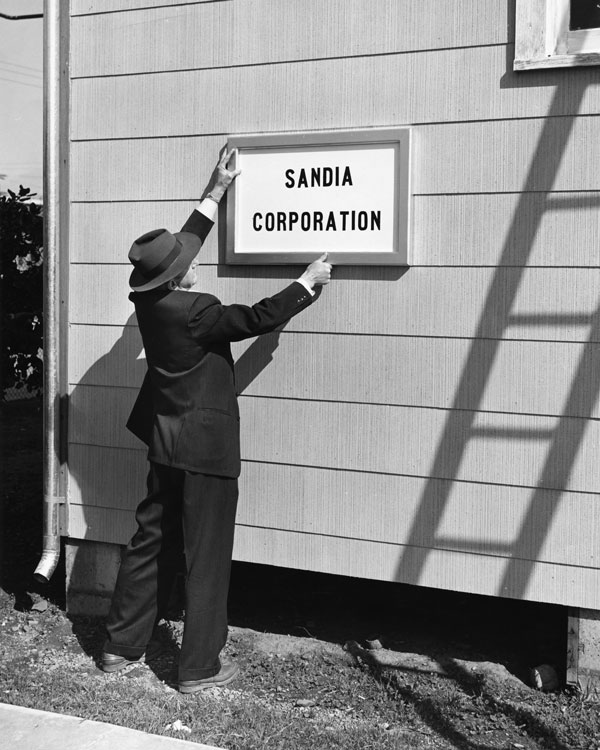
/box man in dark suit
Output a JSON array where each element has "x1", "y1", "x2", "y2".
[{"x1": 101, "y1": 150, "x2": 332, "y2": 693}]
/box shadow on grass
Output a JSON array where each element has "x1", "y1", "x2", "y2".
[
  {"x1": 442, "y1": 658, "x2": 571, "y2": 750},
  {"x1": 68, "y1": 612, "x2": 185, "y2": 688},
  {"x1": 347, "y1": 643, "x2": 571, "y2": 750}
]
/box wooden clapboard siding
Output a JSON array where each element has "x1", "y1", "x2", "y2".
[
  {"x1": 68, "y1": 444, "x2": 147, "y2": 512},
  {"x1": 68, "y1": 444, "x2": 600, "y2": 571},
  {"x1": 70, "y1": 202, "x2": 208, "y2": 265},
  {"x1": 411, "y1": 192, "x2": 600, "y2": 268},
  {"x1": 66, "y1": 503, "x2": 600, "y2": 610},
  {"x1": 63, "y1": 0, "x2": 600, "y2": 608},
  {"x1": 68, "y1": 264, "x2": 600, "y2": 343},
  {"x1": 70, "y1": 47, "x2": 600, "y2": 142},
  {"x1": 69, "y1": 324, "x2": 146, "y2": 391},
  {"x1": 69, "y1": 324, "x2": 600, "y2": 420},
  {"x1": 70, "y1": 0, "x2": 215, "y2": 16},
  {"x1": 232, "y1": 527, "x2": 600, "y2": 610},
  {"x1": 239, "y1": 398, "x2": 600, "y2": 494},
  {"x1": 67, "y1": 385, "x2": 600, "y2": 495},
  {"x1": 70, "y1": 194, "x2": 600, "y2": 268},
  {"x1": 68, "y1": 385, "x2": 140, "y2": 450},
  {"x1": 70, "y1": 0, "x2": 509, "y2": 76},
  {"x1": 70, "y1": 116, "x2": 600, "y2": 200},
  {"x1": 69, "y1": 505, "x2": 137, "y2": 545}
]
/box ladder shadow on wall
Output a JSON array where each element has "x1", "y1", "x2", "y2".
[{"x1": 394, "y1": 78, "x2": 600, "y2": 602}]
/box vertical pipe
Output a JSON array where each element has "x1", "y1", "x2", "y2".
[{"x1": 34, "y1": 0, "x2": 63, "y2": 584}]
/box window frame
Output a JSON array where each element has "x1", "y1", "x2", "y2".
[{"x1": 515, "y1": 0, "x2": 600, "y2": 70}]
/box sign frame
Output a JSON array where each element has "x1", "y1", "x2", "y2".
[{"x1": 224, "y1": 128, "x2": 411, "y2": 265}]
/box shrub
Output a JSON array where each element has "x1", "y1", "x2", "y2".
[{"x1": 0, "y1": 185, "x2": 43, "y2": 396}]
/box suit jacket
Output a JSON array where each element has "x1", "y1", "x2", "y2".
[{"x1": 127, "y1": 210, "x2": 318, "y2": 478}]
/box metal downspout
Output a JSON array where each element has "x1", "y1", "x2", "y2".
[{"x1": 34, "y1": 0, "x2": 63, "y2": 584}]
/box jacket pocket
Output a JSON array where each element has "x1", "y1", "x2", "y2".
[{"x1": 175, "y1": 407, "x2": 240, "y2": 469}]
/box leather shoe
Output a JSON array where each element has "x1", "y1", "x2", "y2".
[
  {"x1": 179, "y1": 661, "x2": 239, "y2": 693},
  {"x1": 101, "y1": 652, "x2": 143, "y2": 673}
]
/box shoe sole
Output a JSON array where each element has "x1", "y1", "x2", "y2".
[{"x1": 179, "y1": 666, "x2": 239, "y2": 693}]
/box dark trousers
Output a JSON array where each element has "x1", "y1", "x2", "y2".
[{"x1": 104, "y1": 462, "x2": 239, "y2": 681}]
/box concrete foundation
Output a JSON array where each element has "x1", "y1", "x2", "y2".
[
  {"x1": 65, "y1": 539, "x2": 122, "y2": 616},
  {"x1": 567, "y1": 608, "x2": 600, "y2": 697}
]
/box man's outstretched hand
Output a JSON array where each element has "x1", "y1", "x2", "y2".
[
  {"x1": 206, "y1": 149, "x2": 241, "y2": 203},
  {"x1": 301, "y1": 253, "x2": 333, "y2": 287}
]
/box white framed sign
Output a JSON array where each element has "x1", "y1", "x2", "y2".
[{"x1": 224, "y1": 129, "x2": 411, "y2": 265}]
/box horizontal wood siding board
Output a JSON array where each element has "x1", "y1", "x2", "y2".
[
  {"x1": 65, "y1": 506, "x2": 600, "y2": 609},
  {"x1": 68, "y1": 444, "x2": 148, "y2": 513},
  {"x1": 70, "y1": 193, "x2": 600, "y2": 268},
  {"x1": 68, "y1": 505, "x2": 136, "y2": 545},
  {"x1": 70, "y1": 48, "x2": 600, "y2": 141},
  {"x1": 70, "y1": 117, "x2": 600, "y2": 200},
  {"x1": 69, "y1": 325, "x2": 600, "y2": 420},
  {"x1": 232, "y1": 526, "x2": 600, "y2": 610},
  {"x1": 70, "y1": 202, "x2": 208, "y2": 264},
  {"x1": 68, "y1": 265, "x2": 600, "y2": 343},
  {"x1": 67, "y1": 444, "x2": 600, "y2": 570},
  {"x1": 70, "y1": 0, "x2": 508, "y2": 76},
  {"x1": 413, "y1": 192, "x2": 600, "y2": 267},
  {"x1": 71, "y1": 1, "x2": 215, "y2": 15},
  {"x1": 67, "y1": 386, "x2": 600, "y2": 494}
]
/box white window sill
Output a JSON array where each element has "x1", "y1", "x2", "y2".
[{"x1": 514, "y1": 52, "x2": 600, "y2": 70}]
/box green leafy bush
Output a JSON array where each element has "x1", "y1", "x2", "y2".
[{"x1": 0, "y1": 186, "x2": 43, "y2": 396}]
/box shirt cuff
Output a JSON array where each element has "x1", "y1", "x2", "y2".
[
  {"x1": 296, "y1": 277, "x2": 316, "y2": 296},
  {"x1": 196, "y1": 198, "x2": 218, "y2": 222}
]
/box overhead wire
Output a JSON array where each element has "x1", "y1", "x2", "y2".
[
  {"x1": 0, "y1": 75, "x2": 42, "y2": 88},
  {"x1": 0, "y1": 65, "x2": 42, "y2": 79},
  {"x1": 0, "y1": 59, "x2": 42, "y2": 74}
]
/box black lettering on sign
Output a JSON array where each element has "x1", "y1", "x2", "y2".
[
  {"x1": 251, "y1": 209, "x2": 382, "y2": 232},
  {"x1": 284, "y1": 166, "x2": 353, "y2": 188}
]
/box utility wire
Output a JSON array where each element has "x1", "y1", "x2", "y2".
[
  {"x1": 0, "y1": 75, "x2": 42, "y2": 88},
  {"x1": 0, "y1": 59, "x2": 42, "y2": 74},
  {"x1": 0, "y1": 71, "x2": 42, "y2": 82},
  {"x1": 0, "y1": 66, "x2": 42, "y2": 81}
]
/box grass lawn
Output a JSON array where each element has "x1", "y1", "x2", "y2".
[{"x1": 2, "y1": 399, "x2": 600, "y2": 750}]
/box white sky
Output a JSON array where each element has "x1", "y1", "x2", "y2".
[{"x1": 0, "y1": 1, "x2": 43, "y2": 197}]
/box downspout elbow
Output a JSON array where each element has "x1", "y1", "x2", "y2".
[{"x1": 34, "y1": 496, "x2": 63, "y2": 584}]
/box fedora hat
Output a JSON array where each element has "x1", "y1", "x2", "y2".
[{"x1": 128, "y1": 229, "x2": 202, "y2": 292}]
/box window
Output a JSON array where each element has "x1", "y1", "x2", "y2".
[
  {"x1": 515, "y1": 0, "x2": 600, "y2": 69},
  {"x1": 571, "y1": 0, "x2": 600, "y2": 31}
]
